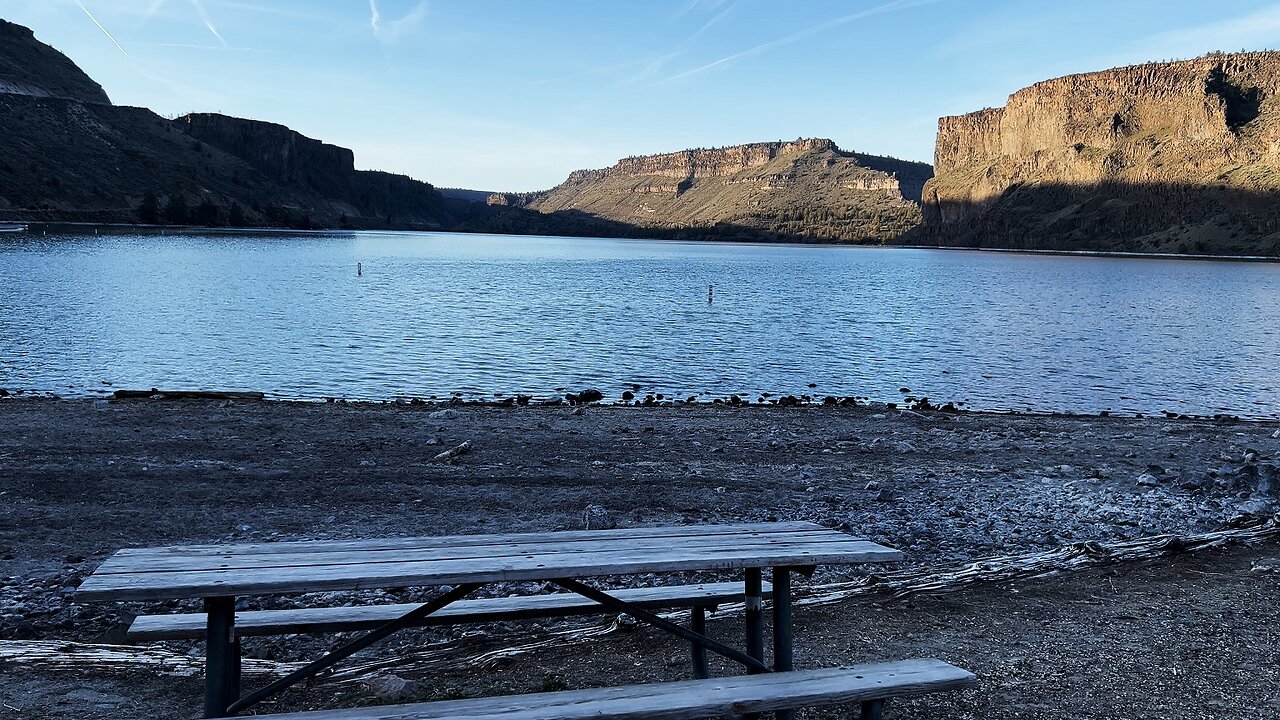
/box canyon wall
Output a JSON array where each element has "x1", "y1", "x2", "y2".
[
  {"x1": 917, "y1": 52, "x2": 1280, "y2": 256},
  {"x1": 0, "y1": 20, "x2": 454, "y2": 230},
  {"x1": 485, "y1": 140, "x2": 932, "y2": 244},
  {"x1": 175, "y1": 113, "x2": 453, "y2": 227}
]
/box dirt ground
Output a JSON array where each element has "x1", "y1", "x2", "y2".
[{"x1": 1, "y1": 398, "x2": 1279, "y2": 718}]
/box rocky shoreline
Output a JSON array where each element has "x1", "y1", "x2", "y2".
[{"x1": 1, "y1": 398, "x2": 1278, "y2": 717}]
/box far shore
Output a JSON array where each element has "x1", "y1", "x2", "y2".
[{"x1": 9, "y1": 220, "x2": 1280, "y2": 263}]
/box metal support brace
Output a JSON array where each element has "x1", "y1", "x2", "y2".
[
  {"x1": 860, "y1": 699, "x2": 885, "y2": 720},
  {"x1": 223, "y1": 582, "x2": 482, "y2": 715},
  {"x1": 773, "y1": 567, "x2": 794, "y2": 720},
  {"x1": 551, "y1": 578, "x2": 770, "y2": 674},
  {"x1": 744, "y1": 568, "x2": 765, "y2": 671},
  {"x1": 690, "y1": 606, "x2": 710, "y2": 679},
  {"x1": 203, "y1": 596, "x2": 238, "y2": 718}
]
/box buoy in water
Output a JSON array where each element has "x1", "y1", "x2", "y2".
[
  {"x1": 357, "y1": 262, "x2": 363, "y2": 277},
  {"x1": 707, "y1": 284, "x2": 714, "y2": 304}
]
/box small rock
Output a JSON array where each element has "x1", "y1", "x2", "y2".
[
  {"x1": 582, "y1": 504, "x2": 617, "y2": 530},
  {"x1": 875, "y1": 487, "x2": 894, "y2": 502},
  {"x1": 1136, "y1": 474, "x2": 1160, "y2": 487},
  {"x1": 428, "y1": 408, "x2": 459, "y2": 420},
  {"x1": 366, "y1": 675, "x2": 419, "y2": 703},
  {"x1": 1251, "y1": 557, "x2": 1280, "y2": 573},
  {"x1": 865, "y1": 481, "x2": 881, "y2": 491},
  {"x1": 567, "y1": 389, "x2": 604, "y2": 405}
]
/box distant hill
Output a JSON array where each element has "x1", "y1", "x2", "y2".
[
  {"x1": 480, "y1": 139, "x2": 932, "y2": 243},
  {"x1": 913, "y1": 52, "x2": 1280, "y2": 256},
  {"x1": 438, "y1": 188, "x2": 499, "y2": 203}
]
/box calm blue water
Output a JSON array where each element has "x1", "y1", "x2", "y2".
[{"x1": 1, "y1": 229, "x2": 1278, "y2": 416}]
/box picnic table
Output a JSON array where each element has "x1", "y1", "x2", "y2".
[{"x1": 77, "y1": 521, "x2": 971, "y2": 719}]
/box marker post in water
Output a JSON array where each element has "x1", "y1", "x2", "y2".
[
  {"x1": 357, "y1": 262, "x2": 363, "y2": 277},
  {"x1": 708, "y1": 284, "x2": 714, "y2": 304}
]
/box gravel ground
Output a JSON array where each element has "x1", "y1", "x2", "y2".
[{"x1": 1, "y1": 398, "x2": 1278, "y2": 718}]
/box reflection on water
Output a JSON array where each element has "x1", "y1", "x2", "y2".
[{"x1": 1, "y1": 229, "x2": 1278, "y2": 416}]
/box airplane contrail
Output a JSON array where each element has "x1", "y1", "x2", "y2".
[
  {"x1": 74, "y1": 0, "x2": 128, "y2": 55},
  {"x1": 190, "y1": 0, "x2": 228, "y2": 47},
  {"x1": 369, "y1": 0, "x2": 382, "y2": 36}
]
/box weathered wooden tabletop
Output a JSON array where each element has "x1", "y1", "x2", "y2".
[{"x1": 76, "y1": 521, "x2": 902, "y2": 602}]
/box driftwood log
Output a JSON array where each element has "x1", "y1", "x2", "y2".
[
  {"x1": 2, "y1": 513, "x2": 1276, "y2": 686},
  {"x1": 432, "y1": 440, "x2": 472, "y2": 463},
  {"x1": 112, "y1": 389, "x2": 266, "y2": 400}
]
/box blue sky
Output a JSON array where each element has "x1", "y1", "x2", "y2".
[{"x1": 7, "y1": 0, "x2": 1280, "y2": 191}]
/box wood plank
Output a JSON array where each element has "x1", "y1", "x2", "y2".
[
  {"x1": 228, "y1": 660, "x2": 976, "y2": 720},
  {"x1": 128, "y1": 581, "x2": 774, "y2": 641},
  {"x1": 78, "y1": 541, "x2": 902, "y2": 601},
  {"x1": 112, "y1": 522, "x2": 826, "y2": 559},
  {"x1": 95, "y1": 531, "x2": 859, "y2": 576}
]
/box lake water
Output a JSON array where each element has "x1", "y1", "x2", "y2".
[{"x1": 1, "y1": 229, "x2": 1278, "y2": 417}]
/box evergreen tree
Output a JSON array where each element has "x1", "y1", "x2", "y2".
[
  {"x1": 162, "y1": 193, "x2": 189, "y2": 225},
  {"x1": 193, "y1": 199, "x2": 220, "y2": 226},
  {"x1": 227, "y1": 202, "x2": 246, "y2": 227},
  {"x1": 137, "y1": 191, "x2": 160, "y2": 224}
]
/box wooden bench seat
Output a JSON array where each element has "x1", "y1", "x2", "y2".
[
  {"x1": 128, "y1": 581, "x2": 772, "y2": 641},
  {"x1": 235, "y1": 660, "x2": 977, "y2": 719}
]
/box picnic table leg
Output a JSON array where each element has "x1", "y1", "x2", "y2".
[
  {"x1": 772, "y1": 567, "x2": 794, "y2": 720},
  {"x1": 744, "y1": 568, "x2": 765, "y2": 671},
  {"x1": 203, "y1": 596, "x2": 239, "y2": 718},
  {"x1": 690, "y1": 606, "x2": 710, "y2": 679}
]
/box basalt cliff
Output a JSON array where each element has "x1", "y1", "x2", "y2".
[
  {"x1": 916, "y1": 53, "x2": 1280, "y2": 256},
  {"x1": 0, "y1": 21, "x2": 452, "y2": 229},
  {"x1": 485, "y1": 140, "x2": 932, "y2": 243}
]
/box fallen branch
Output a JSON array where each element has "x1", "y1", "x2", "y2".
[
  {"x1": 0, "y1": 639, "x2": 300, "y2": 678},
  {"x1": 432, "y1": 441, "x2": 472, "y2": 463}
]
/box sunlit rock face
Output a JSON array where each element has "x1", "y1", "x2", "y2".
[
  {"x1": 919, "y1": 53, "x2": 1280, "y2": 256},
  {"x1": 489, "y1": 139, "x2": 933, "y2": 244}
]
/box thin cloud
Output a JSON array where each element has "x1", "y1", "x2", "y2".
[
  {"x1": 658, "y1": 0, "x2": 944, "y2": 84},
  {"x1": 370, "y1": 0, "x2": 429, "y2": 43},
  {"x1": 189, "y1": 0, "x2": 228, "y2": 47},
  {"x1": 1123, "y1": 4, "x2": 1280, "y2": 60},
  {"x1": 74, "y1": 0, "x2": 128, "y2": 55},
  {"x1": 674, "y1": 0, "x2": 729, "y2": 19},
  {"x1": 686, "y1": 0, "x2": 738, "y2": 43}
]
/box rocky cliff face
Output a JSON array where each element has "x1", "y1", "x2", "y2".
[
  {"x1": 174, "y1": 113, "x2": 454, "y2": 227},
  {"x1": 0, "y1": 20, "x2": 109, "y2": 104},
  {"x1": 918, "y1": 53, "x2": 1280, "y2": 255},
  {"x1": 0, "y1": 20, "x2": 452, "y2": 229},
  {"x1": 488, "y1": 140, "x2": 931, "y2": 243},
  {"x1": 176, "y1": 114, "x2": 356, "y2": 199}
]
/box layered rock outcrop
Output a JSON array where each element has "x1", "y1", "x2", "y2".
[
  {"x1": 918, "y1": 53, "x2": 1280, "y2": 256},
  {"x1": 488, "y1": 140, "x2": 932, "y2": 243}
]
